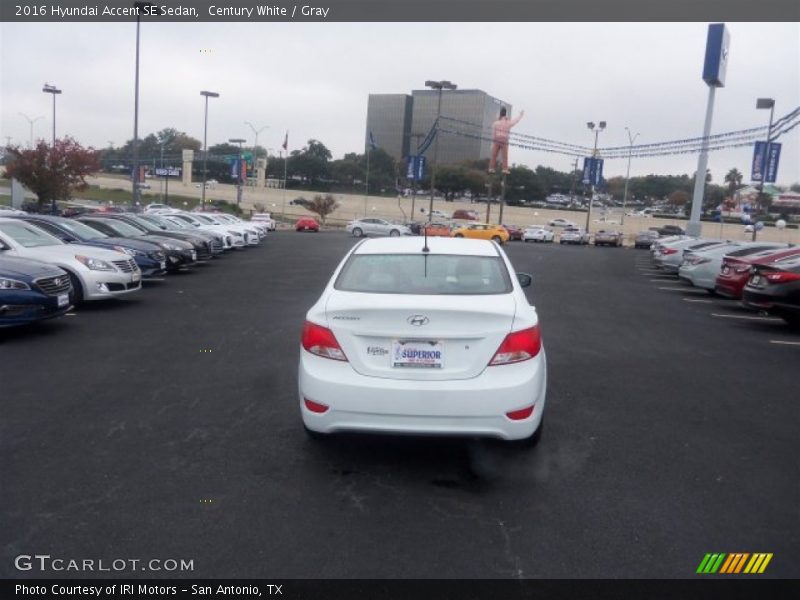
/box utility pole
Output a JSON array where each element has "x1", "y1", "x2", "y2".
[{"x1": 621, "y1": 127, "x2": 640, "y2": 226}]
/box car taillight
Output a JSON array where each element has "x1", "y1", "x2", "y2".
[
  {"x1": 662, "y1": 248, "x2": 678, "y2": 255},
  {"x1": 303, "y1": 398, "x2": 329, "y2": 413},
  {"x1": 489, "y1": 326, "x2": 542, "y2": 366},
  {"x1": 762, "y1": 271, "x2": 800, "y2": 283},
  {"x1": 506, "y1": 405, "x2": 535, "y2": 421},
  {"x1": 301, "y1": 321, "x2": 348, "y2": 361}
]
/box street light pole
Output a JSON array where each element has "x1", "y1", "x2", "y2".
[
  {"x1": 621, "y1": 127, "x2": 639, "y2": 226},
  {"x1": 19, "y1": 113, "x2": 44, "y2": 148},
  {"x1": 584, "y1": 121, "x2": 606, "y2": 233},
  {"x1": 229, "y1": 138, "x2": 246, "y2": 206},
  {"x1": 42, "y1": 84, "x2": 61, "y2": 146},
  {"x1": 200, "y1": 90, "x2": 220, "y2": 209},
  {"x1": 753, "y1": 97, "x2": 776, "y2": 241},
  {"x1": 425, "y1": 79, "x2": 456, "y2": 222}
]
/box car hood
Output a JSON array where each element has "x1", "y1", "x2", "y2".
[
  {"x1": 0, "y1": 255, "x2": 66, "y2": 280},
  {"x1": 15, "y1": 243, "x2": 130, "y2": 262},
  {"x1": 93, "y1": 236, "x2": 163, "y2": 252}
]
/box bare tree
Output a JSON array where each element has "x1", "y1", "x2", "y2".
[{"x1": 307, "y1": 194, "x2": 340, "y2": 225}]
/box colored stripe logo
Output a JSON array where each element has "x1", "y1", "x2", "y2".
[{"x1": 697, "y1": 553, "x2": 773, "y2": 574}]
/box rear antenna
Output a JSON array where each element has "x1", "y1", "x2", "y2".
[{"x1": 422, "y1": 222, "x2": 430, "y2": 253}]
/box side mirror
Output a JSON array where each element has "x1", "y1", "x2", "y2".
[{"x1": 516, "y1": 273, "x2": 532, "y2": 288}]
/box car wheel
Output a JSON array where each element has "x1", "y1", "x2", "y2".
[
  {"x1": 389, "y1": 229, "x2": 400, "y2": 237},
  {"x1": 455, "y1": 233, "x2": 464, "y2": 238},
  {"x1": 66, "y1": 271, "x2": 84, "y2": 305},
  {"x1": 491, "y1": 235, "x2": 502, "y2": 243},
  {"x1": 352, "y1": 227, "x2": 363, "y2": 238}
]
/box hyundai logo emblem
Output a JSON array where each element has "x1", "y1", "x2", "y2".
[{"x1": 407, "y1": 315, "x2": 429, "y2": 326}]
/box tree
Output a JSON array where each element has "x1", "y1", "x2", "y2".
[
  {"x1": 790, "y1": 183, "x2": 800, "y2": 193},
  {"x1": 668, "y1": 189, "x2": 690, "y2": 209},
  {"x1": 5, "y1": 138, "x2": 100, "y2": 211},
  {"x1": 307, "y1": 194, "x2": 340, "y2": 225},
  {"x1": 724, "y1": 168, "x2": 743, "y2": 201}
]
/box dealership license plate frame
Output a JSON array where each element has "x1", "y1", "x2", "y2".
[
  {"x1": 392, "y1": 339, "x2": 444, "y2": 369},
  {"x1": 57, "y1": 294, "x2": 69, "y2": 308}
]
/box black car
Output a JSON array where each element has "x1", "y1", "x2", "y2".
[
  {"x1": 634, "y1": 230, "x2": 660, "y2": 249},
  {"x1": 101, "y1": 213, "x2": 220, "y2": 260},
  {"x1": 741, "y1": 255, "x2": 800, "y2": 326},
  {"x1": 11, "y1": 215, "x2": 167, "y2": 278},
  {"x1": 76, "y1": 216, "x2": 196, "y2": 272},
  {"x1": 656, "y1": 225, "x2": 686, "y2": 237}
]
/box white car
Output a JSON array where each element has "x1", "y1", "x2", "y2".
[
  {"x1": 653, "y1": 238, "x2": 727, "y2": 273},
  {"x1": 346, "y1": 218, "x2": 412, "y2": 238},
  {"x1": 143, "y1": 203, "x2": 168, "y2": 213},
  {"x1": 298, "y1": 237, "x2": 547, "y2": 444},
  {"x1": 212, "y1": 213, "x2": 266, "y2": 240},
  {"x1": 522, "y1": 226, "x2": 555, "y2": 243},
  {"x1": 0, "y1": 218, "x2": 141, "y2": 303},
  {"x1": 251, "y1": 213, "x2": 277, "y2": 231},
  {"x1": 549, "y1": 218, "x2": 576, "y2": 228},
  {"x1": 166, "y1": 212, "x2": 245, "y2": 249},
  {"x1": 559, "y1": 227, "x2": 590, "y2": 245},
  {"x1": 195, "y1": 213, "x2": 260, "y2": 246}
]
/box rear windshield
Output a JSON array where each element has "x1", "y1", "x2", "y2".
[{"x1": 334, "y1": 253, "x2": 512, "y2": 295}]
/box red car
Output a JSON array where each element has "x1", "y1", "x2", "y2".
[
  {"x1": 502, "y1": 224, "x2": 524, "y2": 241},
  {"x1": 715, "y1": 247, "x2": 800, "y2": 299},
  {"x1": 295, "y1": 217, "x2": 320, "y2": 232}
]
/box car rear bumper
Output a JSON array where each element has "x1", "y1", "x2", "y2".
[{"x1": 298, "y1": 348, "x2": 547, "y2": 441}]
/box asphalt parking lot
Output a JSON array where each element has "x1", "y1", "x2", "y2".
[{"x1": 2, "y1": 233, "x2": 797, "y2": 579}]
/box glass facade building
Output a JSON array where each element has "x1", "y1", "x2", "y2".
[{"x1": 366, "y1": 89, "x2": 512, "y2": 165}]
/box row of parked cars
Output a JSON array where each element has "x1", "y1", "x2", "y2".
[
  {"x1": 0, "y1": 208, "x2": 268, "y2": 328},
  {"x1": 650, "y1": 235, "x2": 800, "y2": 326}
]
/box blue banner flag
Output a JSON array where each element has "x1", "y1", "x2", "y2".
[
  {"x1": 368, "y1": 130, "x2": 378, "y2": 151},
  {"x1": 751, "y1": 141, "x2": 781, "y2": 184},
  {"x1": 582, "y1": 157, "x2": 604, "y2": 186},
  {"x1": 405, "y1": 155, "x2": 426, "y2": 182}
]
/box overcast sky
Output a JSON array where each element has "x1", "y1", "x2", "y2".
[{"x1": 1, "y1": 21, "x2": 798, "y2": 185}]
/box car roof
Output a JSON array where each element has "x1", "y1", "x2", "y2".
[{"x1": 353, "y1": 236, "x2": 500, "y2": 257}]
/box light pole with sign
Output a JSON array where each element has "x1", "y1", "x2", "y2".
[
  {"x1": 752, "y1": 98, "x2": 775, "y2": 241},
  {"x1": 229, "y1": 138, "x2": 246, "y2": 205},
  {"x1": 584, "y1": 121, "x2": 605, "y2": 233}
]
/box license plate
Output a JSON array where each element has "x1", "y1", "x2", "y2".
[
  {"x1": 750, "y1": 275, "x2": 761, "y2": 285},
  {"x1": 57, "y1": 294, "x2": 69, "y2": 308},
  {"x1": 132, "y1": 271, "x2": 141, "y2": 283},
  {"x1": 160, "y1": 261, "x2": 166, "y2": 270},
  {"x1": 191, "y1": 251, "x2": 197, "y2": 261},
  {"x1": 392, "y1": 340, "x2": 444, "y2": 369}
]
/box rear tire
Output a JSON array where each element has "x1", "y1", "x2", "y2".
[
  {"x1": 352, "y1": 227, "x2": 363, "y2": 238},
  {"x1": 492, "y1": 235, "x2": 502, "y2": 243},
  {"x1": 389, "y1": 229, "x2": 400, "y2": 237}
]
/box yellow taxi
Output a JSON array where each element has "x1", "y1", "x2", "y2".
[{"x1": 450, "y1": 222, "x2": 510, "y2": 244}]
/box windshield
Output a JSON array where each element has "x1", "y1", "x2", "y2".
[
  {"x1": 90, "y1": 219, "x2": 144, "y2": 237},
  {"x1": 55, "y1": 219, "x2": 108, "y2": 240},
  {"x1": 193, "y1": 215, "x2": 218, "y2": 224},
  {"x1": 334, "y1": 254, "x2": 512, "y2": 295},
  {"x1": 0, "y1": 221, "x2": 64, "y2": 248}
]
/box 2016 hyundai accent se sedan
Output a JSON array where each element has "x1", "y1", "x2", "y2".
[{"x1": 298, "y1": 237, "x2": 547, "y2": 445}]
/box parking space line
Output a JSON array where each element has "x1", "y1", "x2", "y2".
[
  {"x1": 770, "y1": 340, "x2": 800, "y2": 346},
  {"x1": 711, "y1": 313, "x2": 783, "y2": 322},
  {"x1": 657, "y1": 286, "x2": 699, "y2": 291},
  {"x1": 683, "y1": 298, "x2": 714, "y2": 303},
  {"x1": 66, "y1": 313, "x2": 77, "y2": 316},
  {"x1": 649, "y1": 278, "x2": 679, "y2": 282}
]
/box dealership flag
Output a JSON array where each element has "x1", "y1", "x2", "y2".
[
  {"x1": 282, "y1": 131, "x2": 288, "y2": 151},
  {"x1": 368, "y1": 130, "x2": 378, "y2": 151}
]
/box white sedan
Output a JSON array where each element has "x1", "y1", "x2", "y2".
[
  {"x1": 0, "y1": 218, "x2": 141, "y2": 303},
  {"x1": 298, "y1": 237, "x2": 547, "y2": 444},
  {"x1": 548, "y1": 218, "x2": 576, "y2": 228},
  {"x1": 346, "y1": 218, "x2": 412, "y2": 238},
  {"x1": 522, "y1": 226, "x2": 555, "y2": 243}
]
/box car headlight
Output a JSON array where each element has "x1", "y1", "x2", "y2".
[
  {"x1": 75, "y1": 255, "x2": 115, "y2": 271},
  {"x1": 228, "y1": 230, "x2": 243, "y2": 237},
  {"x1": 162, "y1": 242, "x2": 183, "y2": 251},
  {"x1": 0, "y1": 277, "x2": 31, "y2": 290},
  {"x1": 113, "y1": 245, "x2": 144, "y2": 257}
]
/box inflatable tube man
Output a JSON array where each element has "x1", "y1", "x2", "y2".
[{"x1": 489, "y1": 107, "x2": 524, "y2": 174}]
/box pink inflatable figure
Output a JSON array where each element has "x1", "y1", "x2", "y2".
[{"x1": 489, "y1": 107, "x2": 524, "y2": 174}]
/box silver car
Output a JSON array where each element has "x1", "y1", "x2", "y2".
[
  {"x1": 559, "y1": 227, "x2": 590, "y2": 245},
  {"x1": 346, "y1": 218, "x2": 412, "y2": 238},
  {"x1": 0, "y1": 218, "x2": 141, "y2": 303},
  {"x1": 679, "y1": 242, "x2": 790, "y2": 290},
  {"x1": 653, "y1": 238, "x2": 726, "y2": 273}
]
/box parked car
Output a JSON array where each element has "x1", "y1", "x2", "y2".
[
  {"x1": 346, "y1": 218, "x2": 412, "y2": 238},
  {"x1": 296, "y1": 217, "x2": 320, "y2": 232},
  {"x1": 452, "y1": 209, "x2": 478, "y2": 220},
  {"x1": 298, "y1": 236, "x2": 546, "y2": 445},
  {"x1": 594, "y1": 230, "x2": 624, "y2": 247},
  {"x1": 193, "y1": 213, "x2": 260, "y2": 246},
  {"x1": 213, "y1": 213, "x2": 266, "y2": 241},
  {"x1": 634, "y1": 230, "x2": 659, "y2": 249},
  {"x1": 10, "y1": 215, "x2": 167, "y2": 278},
  {"x1": 549, "y1": 218, "x2": 576, "y2": 228},
  {"x1": 251, "y1": 213, "x2": 277, "y2": 231},
  {"x1": 522, "y1": 226, "x2": 555, "y2": 243},
  {"x1": 420, "y1": 222, "x2": 452, "y2": 237},
  {"x1": 103, "y1": 213, "x2": 221, "y2": 259},
  {"x1": 77, "y1": 216, "x2": 197, "y2": 272},
  {"x1": 144, "y1": 203, "x2": 169, "y2": 213},
  {"x1": 656, "y1": 224, "x2": 686, "y2": 237},
  {"x1": 715, "y1": 247, "x2": 800, "y2": 299},
  {"x1": 679, "y1": 242, "x2": 790, "y2": 290},
  {"x1": 289, "y1": 198, "x2": 311, "y2": 207},
  {"x1": 741, "y1": 255, "x2": 800, "y2": 326},
  {"x1": 451, "y1": 223, "x2": 510, "y2": 244},
  {"x1": 503, "y1": 225, "x2": 524, "y2": 241},
  {"x1": 0, "y1": 206, "x2": 27, "y2": 216},
  {"x1": 653, "y1": 238, "x2": 727, "y2": 273},
  {"x1": 427, "y1": 209, "x2": 449, "y2": 221},
  {"x1": 162, "y1": 212, "x2": 245, "y2": 249},
  {"x1": 0, "y1": 256, "x2": 73, "y2": 327},
  {"x1": 0, "y1": 218, "x2": 141, "y2": 303},
  {"x1": 559, "y1": 228, "x2": 590, "y2": 245},
  {"x1": 135, "y1": 214, "x2": 225, "y2": 256}
]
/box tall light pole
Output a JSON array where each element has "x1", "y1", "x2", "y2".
[
  {"x1": 229, "y1": 138, "x2": 246, "y2": 205},
  {"x1": 200, "y1": 90, "x2": 220, "y2": 209},
  {"x1": 131, "y1": 2, "x2": 154, "y2": 207},
  {"x1": 753, "y1": 97, "x2": 775, "y2": 241},
  {"x1": 585, "y1": 120, "x2": 606, "y2": 233},
  {"x1": 425, "y1": 79, "x2": 456, "y2": 222},
  {"x1": 621, "y1": 127, "x2": 639, "y2": 226},
  {"x1": 245, "y1": 122, "x2": 269, "y2": 180},
  {"x1": 42, "y1": 84, "x2": 61, "y2": 146},
  {"x1": 19, "y1": 113, "x2": 44, "y2": 148}
]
